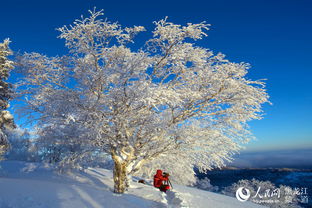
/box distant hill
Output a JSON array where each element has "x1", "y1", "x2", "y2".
[{"x1": 228, "y1": 148, "x2": 312, "y2": 169}]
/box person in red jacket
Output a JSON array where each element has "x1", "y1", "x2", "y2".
[{"x1": 153, "y1": 169, "x2": 171, "y2": 192}]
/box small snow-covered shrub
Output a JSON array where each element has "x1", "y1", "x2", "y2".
[
  {"x1": 134, "y1": 152, "x2": 198, "y2": 185},
  {"x1": 5, "y1": 128, "x2": 40, "y2": 162},
  {"x1": 195, "y1": 177, "x2": 219, "y2": 192}
]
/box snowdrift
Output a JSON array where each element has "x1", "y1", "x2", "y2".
[{"x1": 0, "y1": 161, "x2": 265, "y2": 208}]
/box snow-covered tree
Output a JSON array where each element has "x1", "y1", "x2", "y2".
[
  {"x1": 0, "y1": 39, "x2": 15, "y2": 160},
  {"x1": 5, "y1": 127, "x2": 39, "y2": 162},
  {"x1": 17, "y1": 9, "x2": 269, "y2": 193}
]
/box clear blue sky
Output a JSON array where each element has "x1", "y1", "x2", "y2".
[{"x1": 1, "y1": 0, "x2": 311, "y2": 151}]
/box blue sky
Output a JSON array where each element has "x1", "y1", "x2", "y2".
[{"x1": 1, "y1": 0, "x2": 311, "y2": 152}]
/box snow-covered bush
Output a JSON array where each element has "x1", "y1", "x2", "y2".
[
  {"x1": 135, "y1": 152, "x2": 197, "y2": 185},
  {"x1": 195, "y1": 177, "x2": 219, "y2": 192},
  {"x1": 33, "y1": 120, "x2": 112, "y2": 171},
  {"x1": 5, "y1": 128, "x2": 39, "y2": 162},
  {"x1": 222, "y1": 179, "x2": 301, "y2": 208}
]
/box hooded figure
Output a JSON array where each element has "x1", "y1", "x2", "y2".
[
  {"x1": 153, "y1": 169, "x2": 170, "y2": 192},
  {"x1": 153, "y1": 169, "x2": 164, "y2": 188}
]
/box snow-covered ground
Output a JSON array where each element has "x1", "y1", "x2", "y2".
[{"x1": 0, "y1": 161, "x2": 265, "y2": 208}]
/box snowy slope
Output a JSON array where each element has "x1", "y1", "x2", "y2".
[{"x1": 0, "y1": 161, "x2": 266, "y2": 208}]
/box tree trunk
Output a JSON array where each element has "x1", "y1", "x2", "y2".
[
  {"x1": 113, "y1": 159, "x2": 127, "y2": 193},
  {"x1": 111, "y1": 148, "x2": 127, "y2": 194}
]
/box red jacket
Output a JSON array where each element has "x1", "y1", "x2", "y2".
[{"x1": 153, "y1": 169, "x2": 167, "y2": 188}]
